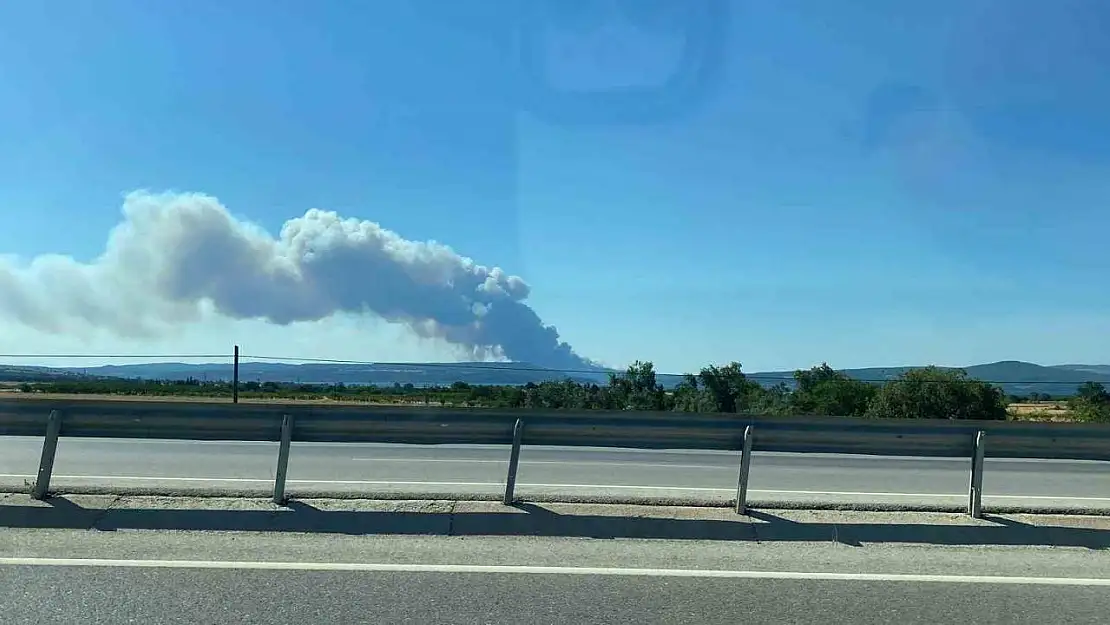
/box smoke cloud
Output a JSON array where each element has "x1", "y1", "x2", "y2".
[{"x1": 0, "y1": 191, "x2": 595, "y2": 371}]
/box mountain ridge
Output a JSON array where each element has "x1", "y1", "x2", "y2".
[{"x1": 3, "y1": 359, "x2": 1109, "y2": 397}]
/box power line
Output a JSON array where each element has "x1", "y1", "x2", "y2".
[
  {"x1": 0, "y1": 354, "x2": 229, "y2": 360},
  {"x1": 235, "y1": 354, "x2": 1110, "y2": 387}
]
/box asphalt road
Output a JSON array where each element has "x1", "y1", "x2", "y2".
[
  {"x1": 3, "y1": 528, "x2": 1109, "y2": 624},
  {"x1": 6, "y1": 566, "x2": 1109, "y2": 624},
  {"x1": 0, "y1": 437, "x2": 1108, "y2": 509}
]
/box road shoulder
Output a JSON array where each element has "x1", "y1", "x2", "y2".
[{"x1": 2, "y1": 493, "x2": 1109, "y2": 558}]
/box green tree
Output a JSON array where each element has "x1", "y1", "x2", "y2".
[
  {"x1": 466, "y1": 384, "x2": 494, "y2": 403},
  {"x1": 750, "y1": 382, "x2": 793, "y2": 416},
  {"x1": 671, "y1": 374, "x2": 717, "y2": 412},
  {"x1": 609, "y1": 361, "x2": 666, "y2": 411},
  {"x1": 1076, "y1": 382, "x2": 1109, "y2": 404},
  {"x1": 1069, "y1": 382, "x2": 1110, "y2": 423},
  {"x1": 865, "y1": 366, "x2": 1007, "y2": 420},
  {"x1": 790, "y1": 363, "x2": 876, "y2": 416},
  {"x1": 695, "y1": 362, "x2": 764, "y2": 413}
]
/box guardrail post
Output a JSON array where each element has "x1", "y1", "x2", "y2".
[
  {"x1": 735, "y1": 425, "x2": 754, "y2": 515},
  {"x1": 272, "y1": 414, "x2": 294, "y2": 505},
  {"x1": 32, "y1": 410, "x2": 63, "y2": 500},
  {"x1": 968, "y1": 430, "x2": 986, "y2": 518},
  {"x1": 503, "y1": 419, "x2": 525, "y2": 505}
]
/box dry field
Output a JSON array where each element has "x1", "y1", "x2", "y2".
[
  {"x1": 0, "y1": 392, "x2": 438, "y2": 407},
  {"x1": 1007, "y1": 402, "x2": 1074, "y2": 421}
]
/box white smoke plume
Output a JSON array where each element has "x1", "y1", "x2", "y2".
[{"x1": 0, "y1": 191, "x2": 595, "y2": 371}]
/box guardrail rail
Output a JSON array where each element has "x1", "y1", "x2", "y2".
[{"x1": 2, "y1": 397, "x2": 1109, "y2": 518}]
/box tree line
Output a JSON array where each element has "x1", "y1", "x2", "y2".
[{"x1": 22, "y1": 360, "x2": 1109, "y2": 422}]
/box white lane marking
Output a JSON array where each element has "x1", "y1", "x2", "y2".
[
  {"x1": 0, "y1": 557, "x2": 1108, "y2": 585},
  {"x1": 2, "y1": 473, "x2": 1110, "y2": 502}
]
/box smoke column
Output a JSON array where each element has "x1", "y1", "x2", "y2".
[{"x1": 0, "y1": 191, "x2": 595, "y2": 370}]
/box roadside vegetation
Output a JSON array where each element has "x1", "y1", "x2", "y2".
[
  {"x1": 1068, "y1": 381, "x2": 1110, "y2": 422},
  {"x1": 16, "y1": 361, "x2": 1106, "y2": 422}
]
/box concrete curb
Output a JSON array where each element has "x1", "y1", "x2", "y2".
[
  {"x1": 2, "y1": 483, "x2": 1108, "y2": 517},
  {"x1": 2, "y1": 494, "x2": 1109, "y2": 548}
]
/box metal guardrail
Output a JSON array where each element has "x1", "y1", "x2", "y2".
[{"x1": 2, "y1": 397, "x2": 1109, "y2": 518}]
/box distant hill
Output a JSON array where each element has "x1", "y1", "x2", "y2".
[
  {"x1": 1053, "y1": 364, "x2": 1110, "y2": 376},
  {"x1": 3, "y1": 359, "x2": 1108, "y2": 397},
  {"x1": 729, "y1": 360, "x2": 1110, "y2": 397},
  {"x1": 42, "y1": 361, "x2": 614, "y2": 387},
  {"x1": 0, "y1": 365, "x2": 104, "y2": 383}
]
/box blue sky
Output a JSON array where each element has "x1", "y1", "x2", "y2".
[{"x1": 2, "y1": 0, "x2": 1109, "y2": 373}]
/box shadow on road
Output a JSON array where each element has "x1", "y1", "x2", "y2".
[{"x1": 0, "y1": 496, "x2": 1107, "y2": 549}]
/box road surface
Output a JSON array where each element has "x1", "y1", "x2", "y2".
[
  {"x1": 2, "y1": 525, "x2": 1109, "y2": 624},
  {"x1": 7, "y1": 565, "x2": 1109, "y2": 624},
  {"x1": 0, "y1": 437, "x2": 1107, "y2": 509}
]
